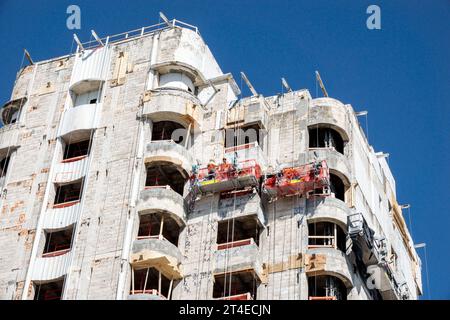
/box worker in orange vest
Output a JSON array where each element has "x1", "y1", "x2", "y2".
[
  {"x1": 207, "y1": 159, "x2": 217, "y2": 180},
  {"x1": 219, "y1": 157, "x2": 233, "y2": 178}
]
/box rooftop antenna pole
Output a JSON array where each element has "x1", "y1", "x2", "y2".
[
  {"x1": 24, "y1": 49, "x2": 34, "y2": 65},
  {"x1": 91, "y1": 30, "x2": 104, "y2": 46},
  {"x1": 281, "y1": 77, "x2": 292, "y2": 92},
  {"x1": 240, "y1": 72, "x2": 258, "y2": 97},
  {"x1": 159, "y1": 12, "x2": 172, "y2": 27},
  {"x1": 315, "y1": 70, "x2": 328, "y2": 97},
  {"x1": 73, "y1": 34, "x2": 85, "y2": 52}
]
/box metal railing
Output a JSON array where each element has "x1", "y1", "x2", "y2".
[
  {"x1": 80, "y1": 19, "x2": 199, "y2": 51},
  {"x1": 216, "y1": 238, "x2": 255, "y2": 251},
  {"x1": 129, "y1": 289, "x2": 166, "y2": 299}
]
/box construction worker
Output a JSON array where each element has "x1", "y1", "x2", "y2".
[
  {"x1": 207, "y1": 159, "x2": 217, "y2": 180},
  {"x1": 219, "y1": 157, "x2": 232, "y2": 178}
]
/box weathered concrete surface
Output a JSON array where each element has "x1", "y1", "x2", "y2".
[{"x1": 0, "y1": 20, "x2": 421, "y2": 301}]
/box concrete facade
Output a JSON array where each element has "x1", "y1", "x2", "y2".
[{"x1": 0, "y1": 19, "x2": 421, "y2": 300}]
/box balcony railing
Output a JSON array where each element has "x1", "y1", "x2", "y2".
[
  {"x1": 129, "y1": 289, "x2": 166, "y2": 299},
  {"x1": 61, "y1": 155, "x2": 88, "y2": 163},
  {"x1": 307, "y1": 235, "x2": 336, "y2": 249},
  {"x1": 217, "y1": 238, "x2": 254, "y2": 251},
  {"x1": 216, "y1": 292, "x2": 253, "y2": 301},
  {"x1": 51, "y1": 199, "x2": 80, "y2": 209},
  {"x1": 79, "y1": 19, "x2": 199, "y2": 51},
  {"x1": 41, "y1": 248, "x2": 71, "y2": 258},
  {"x1": 308, "y1": 296, "x2": 337, "y2": 301}
]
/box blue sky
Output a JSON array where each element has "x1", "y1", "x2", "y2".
[{"x1": 0, "y1": 0, "x2": 448, "y2": 299}]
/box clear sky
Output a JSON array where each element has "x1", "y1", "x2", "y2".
[{"x1": 0, "y1": 0, "x2": 448, "y2": 299}]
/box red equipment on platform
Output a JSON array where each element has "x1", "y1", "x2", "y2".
[
  {"x1": 263, "y1": 160, "x2": 330, "y2": 198},
  {"x1": 193, "y1": 159, "x2": 262, "y2": 194}
]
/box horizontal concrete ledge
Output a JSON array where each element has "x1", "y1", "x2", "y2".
[
  {"x1": 144, "y1": 140, "x2": 193, "y2": 177},
  {"x1": 311, "y1": 97, "x2": 346, "y2": 109},
  {"x1": 218, "y1": 191, "x2": 265, "y2": 225},
  {"x1": 31, "y1": 251, "x2": 72, "y2": 281},
  {"x1": 306, "y1": 196, "x2": 351, "y2": 231},
  {"x1": 214, "y1": 241, "x2": 265, "y2": 282},
  {"x1": 308, "y1": 98, "x2": 350, "y2": 141},
  {"x1": 142, "y1": 88, "x2": 203, "y2": 130},
  {"x1": 306, "y1": 247, "x2": 353, "y2": 288},
  {"x1": 131, "y1": 238, "x2": 183, "y2": 279},
  {"x1": 307, "y1": 148, "x2": 352, "y2": 182},
  {"x1": 53, "y1": 156, "x2": 89, "y2": 184},
  {"x1": 0, "y1": 123, "x2": 21, "y2": 150},
  {"x1": 58, "y1": 103, "x2": 100, "y2": 138},
  {"x1": 43, "y1": 202, "x2": 81, "y2": 230},
  {"x1": 137, "y1": 187, "x2": 186, "y2": 226}
]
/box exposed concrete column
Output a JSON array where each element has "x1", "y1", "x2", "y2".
[
  {"x1": 158, "y1": 270, "x2": 162, "y2": 294},
  {"x1": 159, "y1": 215, "x2": 165, "y2": 237},
  {"x1": 115, "y1": 33, "x2": 160, "y2": 300}
]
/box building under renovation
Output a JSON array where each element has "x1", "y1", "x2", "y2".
[{"x1": 0, "y1": 16, "x2": 422, "y2": 300}]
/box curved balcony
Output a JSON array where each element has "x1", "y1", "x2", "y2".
[
  {"x1": 130, "y1": 236, "x2": 183, "y2": 280},
  {"x1": 137, "y1": 187, "x2": 186, "y2": 226},
  {"x1": 307, "y1": 148, "x2": 352, "y2": 181},
  {"x1": 142, "y1": 88, "x2": 203, "y2": 130},
  {"x1": 58, "y1": 103, "x2": 100, "y2": 138},
  {"x1": 305, "y1": 247, "x2": 353, "y2": 288},
  {"x1": 218, "y1": 191, "x2": 265, "y2": 225},
  {"x1": 53, "y1": 156, "x2": 89, "y2": 184},
  {"x1": 42, "y1": 201, "x2": 81, "y2": 230},
  {"x1": 1, "y1": 97, "x2": 26, "y2": 125},
  {"x1": 214, "y1": 239, "x2": 265, "y2": 282},
  {"x1": 306, "y1": 196, "x2": 351, "y2": 230},
  {"x1": 0, "y1": 123, "x2": 20, "y2": 150},
  {"x1": 12, "y1": 66, "x2": 34, "y2": 99},
  {"x1": 31, "y1": 250, "x2": 72, "y2": 281},
  {"x1": 144, "y1": 140, "x2": 193, "y2": 177},
  {"x1": 154, "y1": 27, "x2": 220, "y2": 84},
  {"x1": 309, "y1": 98, "x2": 350, "y2": 141},
  {"x1": 0, "y1": 97, "x2": 25, "y2": 149},
  {"x1": 69, "y1": 47, "x2": 111, "y2": 91}
]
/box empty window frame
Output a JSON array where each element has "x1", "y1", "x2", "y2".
[
  {"x1": 308, "y1": 126, "x2": 345, "y2": 154},
  {"x1": 34, "y1": 279, "x2": 65, "y2": 300},
  {"x1": 42, "y1": 226, "x2": 74, "y2": 257},
  {"x1": 145, "y1": 162, "x2": 186, "y2": 196},
  {"x1": 216, "y1": 215, "x2": 261, "y2": 248},
  {"x1": 0, "y1": 154, "x2": 11, "y2": 178},
  {"x1": 330, "y1": 173, "x2": 347, "y2": 202},
  {"x1": 63, "y1": 138, "x2": 91, "y2": 161},
  {"x1": 151, "y1": 121, "x2": 186, "y2": 143},
  {"x1": 1, "y1": 98, "x2": 25, "y2": 125},
  {"x1": 54, "y1": 180, "x2": 83, "y2": 206},
  {"x1": 308, "y1": 275, "x2": 347, "y2": 300},
  {"x1": 213, "y1": 271, "x2": 258, "y2": 300},
  {"x1": 130, "y1": 267, "x2": 173, "y2": 299},
  {"x1": 137, "y1": 213, "x2": 181, "y2": 246},
  {"x1": 308, "y1": 221, "x2": 346, "y2": 252},
  {"x1": 224, "y1": 124, "x2": 261, "y2": 148},
  {"x1": 73, "y1": 89, "x2": 100, "y2": 107}
]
